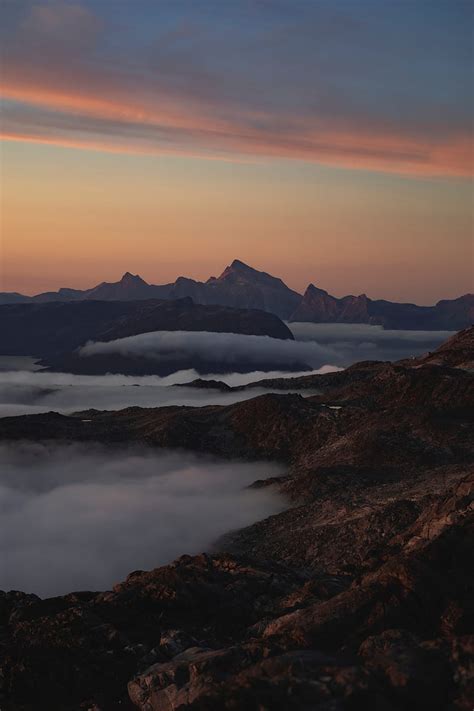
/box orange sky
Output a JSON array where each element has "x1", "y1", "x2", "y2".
[
  {"x1": 1, "y1": 140, "x2": 472, "y2": 304},
  {"x1": 0, "y1": 1, "x2": 472, "y2": 304}
]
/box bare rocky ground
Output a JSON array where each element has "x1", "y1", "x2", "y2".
[{"x1": 0, "y1": 327, "x2": 473, "y2": 710}]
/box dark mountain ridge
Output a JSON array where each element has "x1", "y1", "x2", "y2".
[
  {"x1": 292, "y1": 283, "x2": 474, "y2": 330},
  {"x1": 1, "y1": 259, "x2": 472, "y2": 329},
  {"x1": 0, "y1": 297, "x2": 295, "y2": 375}
]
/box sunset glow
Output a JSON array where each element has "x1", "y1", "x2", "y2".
[{"x1": 1, "y1": 0, "x2": 472, "y2": 302}]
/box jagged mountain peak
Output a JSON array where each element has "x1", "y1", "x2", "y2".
[
  {"x1": 218, "y1": 259, "x2": 293, "y2": 288},
  {"x1": 218, "y1": 259, "x2": 258, "y2": 280},
  {"x1": 230, "y1": 258, "x2": 253, "y2": 270},
  {"x1": 305, "y1": 283, "x2": 330, "y2": 297},
  {"x1": 119, "y1": 272, "x2": 148, "y2": 285}
]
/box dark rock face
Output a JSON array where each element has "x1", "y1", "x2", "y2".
[
  {"x1": 290, "y1": 284, "x2": 474, "y2": 330},
  {"x1": 0, "y1": 297, "x2": 293, "y2": 364},
  {"x1": 0, "y1": 328, "x2": 473, "y2": 710}
]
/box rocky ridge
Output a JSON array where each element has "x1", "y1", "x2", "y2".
[{"x1": 0, "y1": 297, "x2": 295, "y2": 375}]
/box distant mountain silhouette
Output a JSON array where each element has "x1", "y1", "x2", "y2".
[
  {"x1": 168, "y1": 260, "x2": 301, "y2": 318},
  {"x1": 291, "y1": 284, "x2": 474, "y2": 330},
  {"x1": 1, "y1": 259, "x2": 472, "y2": 329},
  {"x1": 84, "y1": 272, "x2": 172, "y2": 301}
]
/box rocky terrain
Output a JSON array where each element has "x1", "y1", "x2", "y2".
[
  {"x1": 1, "y1": 259, "x2": 472, "y2": 329},
  {"x1": 0, "y1": 327, "x2": 472, "y2": 709}
]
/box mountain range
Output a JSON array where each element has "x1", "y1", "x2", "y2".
[{"x1": 2, "y1": 259, "x2": 472, "y2": 329}]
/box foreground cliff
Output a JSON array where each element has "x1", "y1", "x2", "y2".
[{"x1": 0, "y1": 328, "x2": 473, "y2": 710}]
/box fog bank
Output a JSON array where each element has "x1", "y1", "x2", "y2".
[
  {"x1": 0, "y1": 442, "x2": 285, "y2": 596},
  {"x1": 80, "y1": 326, "x2": 453, "y2": 373},
  {"x1": 289, "y1": 322, "x2": 453, "y2": 363},
  {"x1": 0, "y1": 366, "x2": 335, "y2": 417},
  {"x1": 79, "y1": 330, "x2": 340, "y2": 368}
]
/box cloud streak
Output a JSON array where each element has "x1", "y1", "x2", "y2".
[
  {"x1": 1, "y1": 1, "x2": 471, "y2": 176},
  {"x1": 0, "y1": 442, "x2": 285, "y2": 596}
]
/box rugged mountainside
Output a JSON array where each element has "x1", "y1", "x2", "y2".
[
  {"x1": 0, "y1": 328, "x2": 473, "y2": 710},
  {"x1": 1, "y1": 259, "x2": 472, "y2": 328},
  {"x1": 290, "y1": 284, "x2": 474, "y2": 330}
]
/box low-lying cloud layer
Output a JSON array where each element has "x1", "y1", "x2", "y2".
[
  {"x1": 80, "y1": 326, "x2": 453, "y2": 373},
  {"x1": 0, "y1": 325, "x2": 451, "y2": 417},
  {"x1": 0, "y1": 366, "x2": 332, "y2": 418},
  {"x1": 79, "y1": 330, "x2": 338, "y2": 371},
  {"x1": 0, "y1": 442, "x2": 285, "y2": 596},
  {"x1": 288, "y1": 322, "x2": 453, "y2": 364}
]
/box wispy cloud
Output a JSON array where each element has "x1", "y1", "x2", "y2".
[{"x1": 1, "y1": 1, "x2": 471, "y2": 176}]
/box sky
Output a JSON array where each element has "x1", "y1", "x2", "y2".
[{"x1": 0, "y1": 0, "x2": 472, "y2": 303}]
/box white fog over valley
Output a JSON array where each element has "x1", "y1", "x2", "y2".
[
  {"x1": 0, "y1": 324, "x2": 452, "y2": 417},
  {"x1": 0, "y1": 324, "x2": 453, "y2": 595},
  {"x1": 0, "y1": 442, "x2": 286, "y2": 596},
  {"x1": 79, "y1": 324, "x2": 453, "y2": 370},
  {"x1": 0, "y1": 367, "x2": 333, "y2": 417}
]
